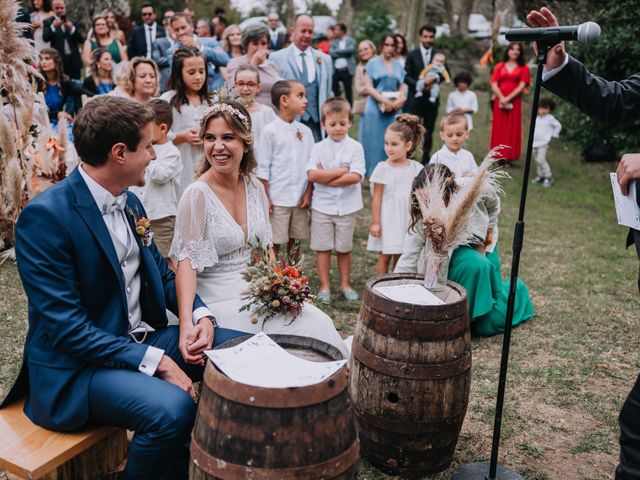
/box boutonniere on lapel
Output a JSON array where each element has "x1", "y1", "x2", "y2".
[
  {"x1": 316, "y1": 56, "x2": 322, "y2": 65},
  {"x1": 296, "y1": 129, "x2": 303, "y2": 141},
  {"x1": 127, "y1": 207, "x2": 154, "y2": 247}
]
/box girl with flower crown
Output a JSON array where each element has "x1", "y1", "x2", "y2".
[
  {"x1": 160, "y1": 46, "x2": 212, "y2": 194},
  {"x1": 169, "y1": 101, "x2": 349, "y2": 359}
]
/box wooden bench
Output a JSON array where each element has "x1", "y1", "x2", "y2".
[{"x1": 0, "y1": 400, "x2": 127, "y2": 480}]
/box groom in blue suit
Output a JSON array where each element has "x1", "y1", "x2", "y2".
[{"x1": 3, "y1": 96, "x2": 242, "y2": 479}]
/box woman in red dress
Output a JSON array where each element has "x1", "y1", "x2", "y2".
[{"x1": 489, "y1": 42, "x2": 530, "y2": 164}]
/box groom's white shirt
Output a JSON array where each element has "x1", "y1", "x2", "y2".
[{"x1": 78, "y1": 165, "x2": 212, "y2": 375}]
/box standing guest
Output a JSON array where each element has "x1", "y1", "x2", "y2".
[
  {"x1": 212, "y1": 15, "x2": 227, "y2": 41},
  {"x1": 195, "y1": 18, "x2": 213, "y2": 38},
  {"x1": 307, "y1": 98, "x2": 365, "y2": 303},
  {"x1": 82, "y1": 48, "x2": 116, "y2": 96},
  {"x1": 234, "y1": 65, "x2": 276, "y2": 151},
  {"x1": 168, "y1": 13, "x2": 229, "y2": 92},
  {"x1": 353, "y1": 39, "x2": 376, "y2": 117},
  {"x1": 152, "y1": 24, "x2": 176, "y2": 93},
  {"x1": 30, "y1": 0, "x2": 54, "y2": 53},
  {"x1": 160, "y1": 46, "x2": 212, "y2": 194},
  {"x1": 394, "y1": 33, "x2": 408, "y2": 67},
  {"x1": 1, "y1": 95, "x2": 243, "y2": 479},
  {"x1": 267, "y1": 12, "x2": 286, "y2": 51},
  {"x1": 445, "y1": 71, "x2": 479, "y2": 130},
  {"x1": 270, "y1": 14, "x2": 333, "y2": 142},
  {"x1": 225, "y1": 23, "x2": 283, "y2": 108},
  {"x1": 38, "y1": 47, "x2": 82, "y2": 127},
  {"x1": 360, "y1": 33, "x2": 407, "y2": 177},
  {"x1": 103, "y1": 9, "x2": 126, "y2": 46},
  {"x1": 404, "y1": 24, "x2": 445, "y2": 159},
  {"x1": 138, "y1": 99, "x2": 183, "y2": 261},
  {"x1": 82, "y1": 14, "x2": 127, "y2": 68},
  {"x1": 128, "y1": 3, "x2": 165, "y2": 59},
  {"x1": 330, "y1": 23, "x2": 356, "y2": 106},
  {"x1": 531, "y1": 97, "x2": 561, "y2": 187},
  {"x1": 183, "y1": 8, "x2": 195, "y2": 24},
  {"x1": 257, "y1": 80, "x2": 314, "y2": 260},
  {"x1": 113, "y1": 57, "x2": 159, "y2": 104},
  {"x1": 489, "y1": 42, "x2": 530, "y2": 165},
  {"x1": 528, "y1": 7, "x2": 640, "y2": 478},
  {"x1": 221, "y1": 24, "x2": 243, "y2": 59},
  {"x1": 367, "y1": 114, "x2": 424, "y2": 273},
  {"x1": 42, "y1": 0, "x2": 83, "y2": 79}
]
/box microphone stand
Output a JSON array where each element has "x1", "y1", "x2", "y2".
[{"x1": 453, "y1": 41, "x2": 554, "y2": 480}]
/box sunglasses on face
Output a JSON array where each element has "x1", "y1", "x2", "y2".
[{"x1": 142, "y1": 12, "x2": 154, "y2": 17}]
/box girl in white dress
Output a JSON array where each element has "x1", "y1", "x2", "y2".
[
  {"x1": 160, "y1": 46, "x2": 212, "y2": 195},
  {"x1": 233, "y1": 65, "x2": 276, "y2": 158},
  {"x1": 170, "y1": 101, "x2": 349, "y2": 358},
  {"x1": 367, "y1": 114, "x2": 425, "y2": 274}
]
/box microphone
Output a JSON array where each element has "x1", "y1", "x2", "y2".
[{"x1": 505, "y1": 22, "x2": 601, "y2": 44}]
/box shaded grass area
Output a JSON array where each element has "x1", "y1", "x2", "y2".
[{"x1": 1, "y1": 76, "x2": 638, "y2": 479}]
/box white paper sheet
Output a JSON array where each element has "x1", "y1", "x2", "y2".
[
  {"x1": 205, "y1": 332, "x2": 347, "y2": 388},
  {"x1": 610, "y1": 173, "x2": 640, "y2": 230},
  {"x1": 374, "y1": 283, "x2": 446, "y2": 306}
]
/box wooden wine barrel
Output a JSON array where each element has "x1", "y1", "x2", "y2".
[
  {"x1": 349, "y1": 274, "x2": 471, "y2": 478},
  {"x1": 190, "y1": 334, "x2": 359, "y2": 480}
]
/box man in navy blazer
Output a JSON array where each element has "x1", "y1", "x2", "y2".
[
  {"x1": 529, "y1": 6, "x2": 640, "y2": 480},
  {"x1": 3, "y1": 96, "x2": 242, "y2": 479},
  {"x1": 42, "y1": 0, "x2": 83, "y2": 79},
  {"x1": 128, "y1": 2, "x2": 166, "y2": 59}
]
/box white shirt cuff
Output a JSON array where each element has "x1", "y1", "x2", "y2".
[
  {"x1": 193, "y1": 307, "x2": 214, "y2": 326},
  {"x1": 139, "y1": 345, "x2": 164, "y2": 376},
  {"x1": 542, "y1": 53, "x2": 569, "y2": 82}
]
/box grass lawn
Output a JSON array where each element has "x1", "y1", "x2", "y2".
[{"x1": 1, "y1": 74, "x2": 638, "y2": 480}]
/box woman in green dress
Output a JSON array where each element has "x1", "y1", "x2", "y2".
[
  {"x1": 82, "y1": 14, "x2": 127, "y2": 69},
  {"x1": 395, "y1": 164, "x2": 534, "y2": 336}
]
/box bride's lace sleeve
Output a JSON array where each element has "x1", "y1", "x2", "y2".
[{"x1": 169, "y1": 184, "x2": 218, "y2": 272}]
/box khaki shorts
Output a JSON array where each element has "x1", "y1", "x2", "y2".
[
  {"x1": 270, "y1": 206, "x2": 310, "y2": 244},
  {"x1": 310, "y1": 210, "x2": 357, "y2": 253},
  {"x1": 150, "y1": 216, "x2": 176, "y2": 258}
]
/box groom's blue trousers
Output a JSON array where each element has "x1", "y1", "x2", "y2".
[{"x1": 86, "y1": 325, "x2": 246, "y2": 480}]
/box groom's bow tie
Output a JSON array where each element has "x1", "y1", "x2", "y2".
[{"x1": 102, "y1": 193, "x2": 127, "y2": 215}]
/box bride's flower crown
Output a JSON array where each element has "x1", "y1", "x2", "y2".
[{"x1": 199, "y1": 102, "x2": 251, "y2": 131}]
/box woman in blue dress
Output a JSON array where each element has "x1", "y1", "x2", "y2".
[{"x1": 360, "y1": 34, "x2": 407, "y2": 177}]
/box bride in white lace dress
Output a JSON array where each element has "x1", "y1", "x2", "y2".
[{"x1": 170, "y1": 101, "x2": 349, "y2": 358}]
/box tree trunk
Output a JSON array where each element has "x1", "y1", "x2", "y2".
[
  {"x1": 442, "y1": 0, "x2": 457, "y2": 36},
  {"x1": 337, "y1": 0, "x2": 355, "y2": 33},
  {"x1": 406, "y1": 0, "x2": 429, "y2": 49},
  {"x1": 285, "y1": 0, "x2": 295, "y2": 30},
  {"x1": 459, "y1": 0, "x2": 473, "y2": 36}
]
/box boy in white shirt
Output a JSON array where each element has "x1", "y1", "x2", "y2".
[
  {"x1": 430, "y1": 112, "x2": 477, "y2": 178},
  {"x1": 531, "y1": 97, "x2": 562, "y2": 188},
  {"x1": 257, "y1": 80, "x2": 315, "y2": 259},
  {"x1": 446, "y1": 71, "x2": 479, "y2": 130},
  {"x1": 307, "y1": 98, "x2": 365, "y2": 303},
  {"x1": 139, "y1": 99, "x2": 183, "y2": 262}
]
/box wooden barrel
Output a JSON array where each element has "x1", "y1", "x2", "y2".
[
  {"x1": 349, "y1": 274, "x2": 471, "y2": 478},
  {"x1": 190, "y1": 334, "x2": 359, "y2": 480}
]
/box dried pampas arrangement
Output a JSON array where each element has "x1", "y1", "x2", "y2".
[
  {"x1": 415, "y1": 148, "x2": 508, "y2": 289},
  {"x1": 0, "y1": 0, "x2": 74, "y2": 259}
]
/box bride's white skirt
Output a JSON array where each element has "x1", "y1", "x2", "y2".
[{"x1": 198, "y1": 269, "x2": 350, "y2": 358}]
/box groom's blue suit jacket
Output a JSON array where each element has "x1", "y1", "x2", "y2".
[{"x1": 3, "y1": 167, "x2": 207, "y2": 431}]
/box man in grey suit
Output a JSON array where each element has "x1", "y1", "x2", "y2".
[
  {"x1": 529, "y1": 7, "x2": 640, "y2": 480},
  {"x1": 270, "y1": 14, "x2": 333, "y2": 142},
  {"x1": 330, "y1": 23, "x2": 356, "y2": 106},
  {"x1": 152, "y1": 31, "x2": 175, "y2": 93}
]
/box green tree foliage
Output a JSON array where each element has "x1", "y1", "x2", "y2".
[
  {"x1": 353, "y1": 0, "x2": 394, "y2": 47},
  {"x1": 306, "y1": 0, "x2": 332, "y2": 16},
  {"x1": 545, "y1": 0, "x2": 640, "y2": 154}
]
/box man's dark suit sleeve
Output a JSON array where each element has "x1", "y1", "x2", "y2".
[
  {"x1": 543, "y1": 56, "x2": 640, "y2": 128},
  {"x1": 128, "y1": 30, "x2": 139, "y2": 59},
  {"x1": 404, "y1": 51, "x2": 419, "y2": 90},
  {"x1": 42, "y1": 17, "x2": 54, "y2": 43}
]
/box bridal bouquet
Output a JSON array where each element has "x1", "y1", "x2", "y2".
[{"x1": 240, "y1": 238, "x2": 312, "y2": 323}]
